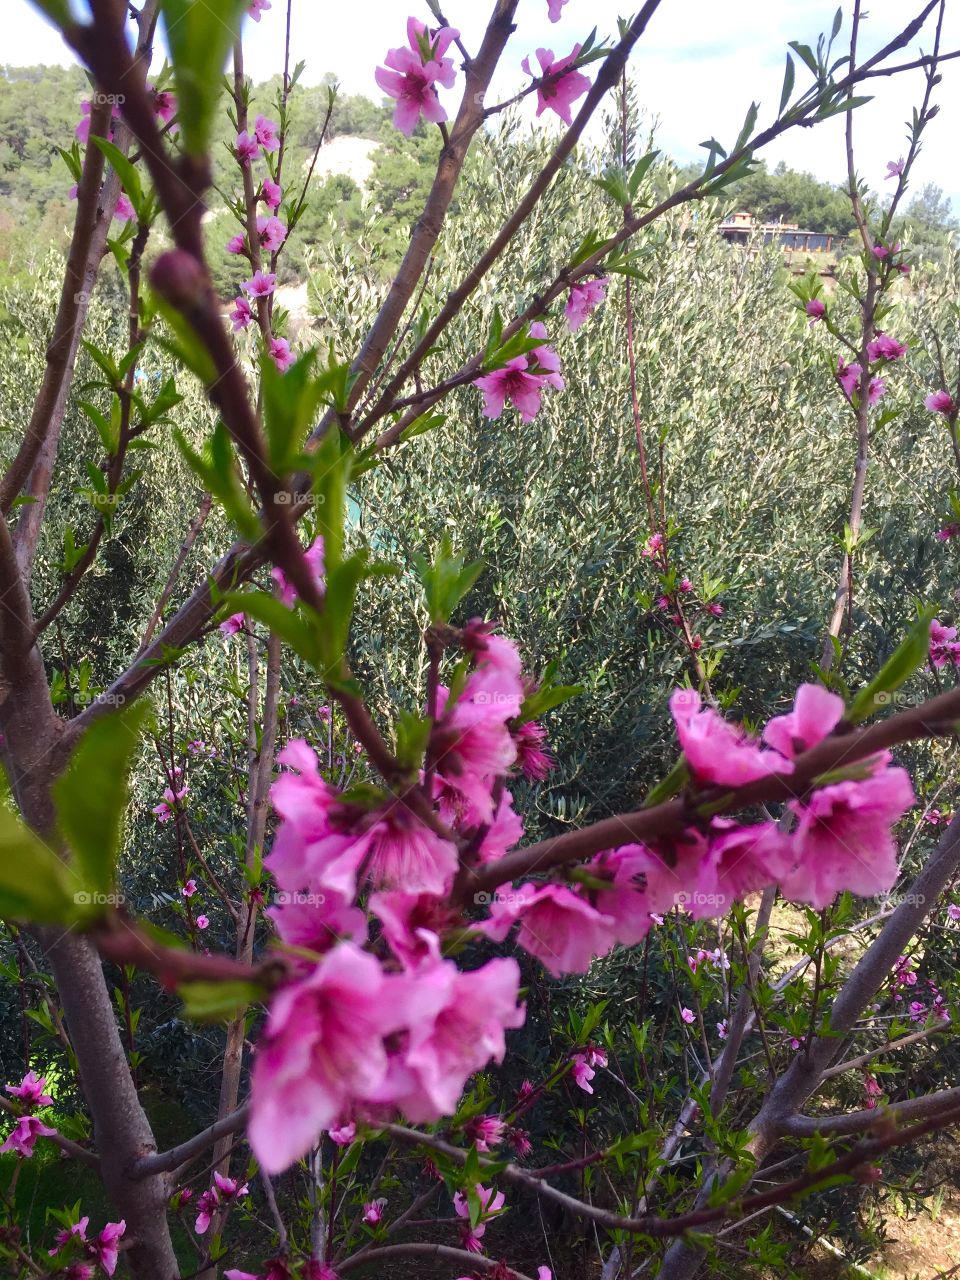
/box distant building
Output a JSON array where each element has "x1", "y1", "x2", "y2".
[{"x1": 718, "y1": 210, "x2": 839, "y2": 253}]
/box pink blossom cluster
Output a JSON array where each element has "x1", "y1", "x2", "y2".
[
  {"x1": 152, "y1": 767, "x2": 188, "y2": 823},
  {"x1": 929, "y1": 618, "x2": 960, "y2": 669},
  {"x1": 195, "y1": 1171, "x2": 249, "y2": 1234},
  {"x1": 224, "y1": 106, "x2": 296, "y2": 372},
  {"x1": 47, "y1": 1216, "x2": 126, "y2": 1277},
  {"x1": 0, "y1": 1071, "x2": 57, "y2": 1158},
  {"x1": 249, "y1": 627, "x2": 542, "y2": 1173},
  {"x1": 375, "y1": 7, "x2": 582, "y2": 139},
  {"x1": 248, "y1": 629, "x2": 914, "y2": 1176}
]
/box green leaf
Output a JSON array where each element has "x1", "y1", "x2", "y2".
[
  {"x1": 174, "y1": 424, "x2": 261, "y2": 542},
  {"x1": 779, "y1": 53, "x2": 796, "y2": 116},
  {"x1": 412, "y1": 533, "x2": 484, "y2": 624},
  {"x1": 789, "y1": 41, "x2": 819, "y2": 75},
  {"x1": 0, "y1": 797, "x2": 81, "y2": 925},
  {"x1": 846, "y1": 608, "x2": 935, "y2": 724},
  {"x1": 222, "y1": 590, "x2": 323, "y2": 667},
  {"x1": 90, "y1": 137, "x2": 144, "y2": 219},
  {"x1": 159, "y1": 0, "x2": 250, "y2": 156},
  {"x1": 261, "y1": 349, "x2": 323, "y2": 472},
  {"x1": 180, "y1": 979, "x2": 265, "y2": 1022},
  {"x1": 53, "y1": 702, "x2": 151, "y2": 901},
  {"x1": 28, "y1": 0, "x2": 73, "y2": 26}
]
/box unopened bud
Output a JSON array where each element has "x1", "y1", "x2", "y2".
[{"x1": 150, "y1": 249, "x2": 207, "y2": 310}]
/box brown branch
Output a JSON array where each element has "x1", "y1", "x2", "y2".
[{"x1": 131, "y1": 1104, "x2": 250, "y2": 1179}]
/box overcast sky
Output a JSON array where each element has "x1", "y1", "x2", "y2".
[{"x1": 9, "y1": 0, "x2": 960, "y2": 212}]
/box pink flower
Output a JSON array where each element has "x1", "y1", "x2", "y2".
[
  {"x1": 376, "y1": 18, "x2": 459, "y2": 137},
  {"x1": 481, "y1": 882, "x2": 616, "y2": 976},
  {"x1": 431, "y1": 664, "x2": 523, "y2": 823},
  {"x1": 220, "y1": 612, "x2": 246, "y2": 636},
  {"x1": 707, "y1": 601, "x2": 724, "y2": 617},
  {"x1": 195, "y1": 914, "x2": 209, "y2": 930},
  {"x1": 248, "y1": 0, "x2": 271, "y2": 18},
  {"x1": 669, "y1": 687, "x2": 793, "y2": 787},
  {"x1": 513, "y1": 720, "x2": 554, "y2": 781},
  {"x1": 693, "y1": 820, "x2": 782, "y2": 917},
  {"x1": 235, "y1": 130, "x2": 259, "y2": 164},
  {"x1": 769, "y1": 768, "x2": 915, "y2": 909},
  {"x1": 591, "y1": 838, "x2": 706, "y2": 937},
  {"x1": 242, "y1": 270, "x2": 277, "y2": 298},
  {"x1": 268, "y1": 336, "x2": 295, "y2": 372},
  {"x1": 837, "y1": 359, "x2": 885, "y2": 405},
  {"x1": 369, "y1": 891, "x2": 448, "y2": 969},
  {"x1": 226, "y1": 234, "x2": 247, "y2": 255},
  {"x1": 180, "y1": 878, "x2": 198, "y2": 897},
  {"x1": 936, "y1": 524, "x2": 960, "y2": 542},
  {"x1": 113, "y1": 193, "x2": 135, "y2": 221},
  {"x1": 805, "y1": 299, "x2": 825, "y2": 323},
  {"x1": 363, "y1": 1198, "x2": 386, "y2": 1225},
  {"x1": 329, "y1": 1122, "x2": 356, "y2": 1145},
  {"x1": 547, "y1": 0, "x2": 569, "y2": 18},
  {"x1": 0, "y1": 1114, "x2": 56, "y2": 1157},
  {"x1": 363, "y1": 806, "x2": 460, "y2": 896},
  {"x1": 528, "y1": 321, "x2": 564, "y2": 389},
  {"x1": 679, "y1": 576, "x2": 693, "y2": 593},
  {"x1": 762, "y1": 682, "x2": 845, "y2": 760},
  {"x1": 717, "y1": 1019, "x2": 728, "y2": 1039},
  {"x1": 565, "y1": 277, "x2": 608, "y2": 331},
  {"x1": 453, "y1": 1184, "x2": 506, "y2": 1248},
  {"x1": 231, "y1": 297, "x2": 253, "y2": 332},
  {"x1": 271, "y1": 536, "x2": 325, "y2": 606},
  {"x1": 642, "y1": 532, "x2": 664, "y2": 558},
  {"x1": 464, "y1": 1114, "x2": 506, "y2": 1152},
  {"x1": 88, "y1": 1222, "x2": 126, "y2": 1278},
  {"x1": 254, "y1": 114, "x2": 281, "y2": 152},
  {"x1": 926, "y1": 390, "x2": 956, "y2": 416},
  {"x1": 570, "y1": 1044, "x2": 609, "y2": 1095},
  {"x1": 571, "y1": 1053, "x2": 598, "y2": 1093},
  {"x1": 370, "y1": 957, "x2": 525, "y2": 1122},
  {"x1": 151, "y1": 87, "x2": 176, "y2": 122},
  {"x1": 262, "y1": 178, "x2": 282, "y2": 209},
  {"x1": 948, "y1": 904, "x2": 960, "y2": 922},
  {"x1": 867, "y1": 333, "x2": 908, "y2": 362},
  {"x1": 268, "y1": 879, "x2": 367, "y2": 957},
  {"x1": 930, "y1": 618, "x2": 959, "y2": 668},
  {"x1": 885, "y1": 158, "x2": 904, "y2": 179},
  {"x1": 49, "y1": 1217, "x2": 89, "y2": 1257},
  {"x1": 475, "y1": 789, "x2": 525, "y2": 863},
  {"x1": 248, "y1": 943, "x2": 417, "y2": 1173},
  {"x1": 680, "y1": 1006, "x2": 695, "y2": 1025},
  {"x1": 474, "y1": 357, "x2": 549, "y2": 423},
  {"x1": 257, "y1": 214, "x2": 287, "y2": 253},
  {"x1": 6, "y1": 1070, "x2": 53, "y2": 1109},
  {"x1": 521, "y1": 46, "x2": 591, "y2": 126}
]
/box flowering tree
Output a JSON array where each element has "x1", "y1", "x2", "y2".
[{"x1": 1, "y1": 1, "x2": 960, "y2": 1278}]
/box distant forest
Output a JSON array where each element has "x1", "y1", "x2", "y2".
[{"x1": 1, "y1": 62, "x2": 956, "y2": 294}]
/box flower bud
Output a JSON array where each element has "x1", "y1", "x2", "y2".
[{"x1": 150, "y1": 249, "x2": 207, "y2": 310}]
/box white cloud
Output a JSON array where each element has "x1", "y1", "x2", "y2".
[{"x1": 5, "y1": 0, "x2": 960, "y2": 211}]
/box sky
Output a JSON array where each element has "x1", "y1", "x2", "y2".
[{"x1": 8, "y1": 0, "x2": 960, "y2": 212}]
